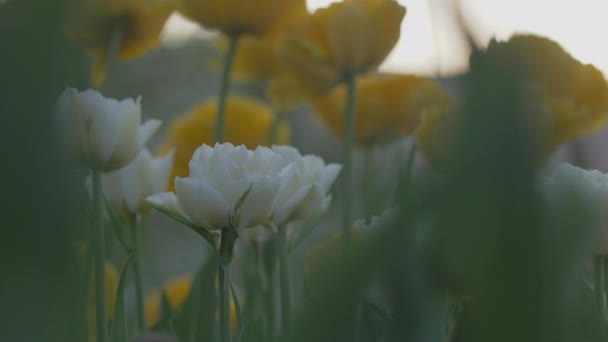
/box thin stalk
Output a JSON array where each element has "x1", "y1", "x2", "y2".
[
  {"x1": 215, "y1": 33, "x2": 239, "y2": 143},
  {"x1": 399, "y1": 143, "x2": 417, "y2": 201},
  {"x1": 269, "y1": 111, "x2": 283, "y2": 145},
  {"x1": 278, "y1": 225, "x2": 291, "y2": 338},
  {"x1": 92, "y1": 170, "x2": 108, "y2": 342},
  {"x1": 128, "y1": 214, "x2": 145, "y2": 331},
  {"x1": 594, "y1": 255, "x2": 607, "y2": 321},
  {"x1": 188, "y1": 273, "x2": 201, "y2": 342},
  {"x1": 265, "y1": 282, "x2": 276, "y2": 342},
  {"x1": 219, "y1": 228, "x2": 232, "y2": 342},
  {"x1": 342, "y1": 73, "x2": 358, "y2": 254},
  {"x1": 362, "y1": 148, "x2": 374, "y2": 221},
  {"x1": 265, "y1": 235, "x2": 277, "y2": 342}
]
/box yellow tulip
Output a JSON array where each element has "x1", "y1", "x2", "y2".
[
  {"x1": 416, "y1": 35, "x2": 608, "y2": 168},
  {"x1": 88, "y1": 262, "x2": 119, "y2": 342},
  {"x1": 179, "y1": 0, "x2": 306, "y2": 36},
  {"x1": 482, "y1": 34, "x2": 608, "y2": 149},
  {"x1": 210, "y1": 0, "x2": 308, "y2": 81},
  {"x1": 68, "y1": 0, "x2": 175, "y2": 87},
  {"x1": 271, "y1": 0, "x2": 406, "y2": 109},
  {"x1": 216, "y1": 35, "x2": 285, "y2": 81},
  {"x1": 144, "y1": 274, "x2": 192, "y2": 327},
  {"x1": 157, "y1": 96, "x2": 290, "y2": 190},
  {"x1": 313, "y1": 73, "x2": 448, "y2": 146},
  {"x1": 414, "y1": 102, "x2": 458, "y2": 168},
  {"x1": 144, "y1": 274, "x2": 238, "y2": 332}
]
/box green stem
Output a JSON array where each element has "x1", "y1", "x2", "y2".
[
  {"x1": 92, "y1": 170, "x2": 108, "y2": 342},
  {"x1": 342, "y1": 73, "x2": 358, "y2": 254},
  {"x1": 594, "y1": 255, "x2": 607, "y2": 321},
  {"x1": 399, "y1": 143, "x2": 417, "y2": 201},
  {"x1": 129, "y1": 214, "x2": 145, "y2": 331},
  {"x1": 265, "y1": 283, "x2": 276, "y2": 342},
  {"x1": 188, "y1": 273, "x2": 201, "y2": 342},
  {"x1": 269, "y1": 111, "x2": 283, "y2": 145},
  {"x1": 215, "y1": 33, "x2": 239, "y2": 143},
  {"x1": 362, "y1": 148, "x2": 374, "y2": 221},
  {"x1": 264, "y1": 236, "x2": 277, "y2": 342},
  {"x1": 278, "y1": 225, "x2": 291, "y2": 338},
  {"x1": 219, "y1": 228, "x2": 232, "y2": 342}
]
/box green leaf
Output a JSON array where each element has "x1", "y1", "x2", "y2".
[
  {"x1": 229, "y1": 183, "x2": 254, "y2": 229},
  {"x1": 148, "y1": 202, "x2": 218, "y2": 250},
  {"x1": 230, "y1": 282, "x2": 246, "y2": 342},
  {"x1": 111, "y1": 254, "x2": 133, "y2": 342}
]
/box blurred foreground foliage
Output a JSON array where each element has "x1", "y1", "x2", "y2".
[{"x1": 0, "y1": 0, "x2": 88, "y2": 341}]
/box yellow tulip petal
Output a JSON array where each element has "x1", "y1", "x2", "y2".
[
  {"x1": 313, "y1": 73, "x2": 448, "y2": 146},
  {"x1": 158, "y1": 96, "x2": 290, "y2": 190}
]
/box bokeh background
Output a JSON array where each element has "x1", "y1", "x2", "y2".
[{"x1": 3, "y1": 0, "x2": 608, "y2": 340}]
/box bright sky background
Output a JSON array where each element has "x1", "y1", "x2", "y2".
[{"x1": 163, "y1": 0, "x2": 608, "y2": 76}]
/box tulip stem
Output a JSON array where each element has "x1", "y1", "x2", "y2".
[
  {"x1": 342, "y1": 73, "x2": 358, "y2": 254},
  {"x1": 218, "y1": 227, "x2": 234, "y2": 342},
  {"x1": 594, "y1": 255, "x2": 607, "y2": 321},
  {"x1": 215, "y1": 33, "x2": 239, "y2": 143},
  {"x1": 128, "y1": 213, "x2": 146, "y2": 331},
  {"x1": 278, "y1": 225, "x2": 291, "y2": 338},
  {"x1": 398, "y1": 143, "x2": 417, "y2": 201},
  {"x1": 269, "y1": 110, "x2": 284, "y2": 145},
  {"x1": 92, "y1": 169, "x2": 108, "y2": 342}
]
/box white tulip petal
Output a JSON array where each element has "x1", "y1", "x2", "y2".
[
  {"x1": 238, "y1": 176, "x2": 280, "y2": 229},
  {"x1": 138, "y1": 118, "x2": 162, "y2": 147},
  {"x1": 145, "y1": 192, "x2": 191, "y2": 224},
  {"x1": 87, "y1": 99, "x2": 128, "y2": 164},
  {"x1": 273, "y1": 184, "x2": 313, "y2": 225},
  {"x1": 175, "y1": 177, "x2": 230, "y2": 230},
  {"x1": 151, "y1": 150, "x2": 175, "y2": 194},
  {"x1": 272, "y1": 145, "x2": 302, "y2": 163},
  {"x1": 319, "y1": 164, "x2": 342, "y2": 192}
]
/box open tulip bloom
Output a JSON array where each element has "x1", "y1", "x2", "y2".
[
  {"x1": 145, "y1": 143, "x2": 340, "y2": 342},
  {"x1": 55, "y1": 88, "x2": 161, "y2": 172},
  {"x1": 145, "y1": 143, "x2": 341, "y2": 245},
  {"x1": 88, "y1": 149, "x2": 175, "y2": 217}
]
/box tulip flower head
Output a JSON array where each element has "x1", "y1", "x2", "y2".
[
  {"x1": 96, "y1": 149, "x2": 175, "y2": 216},
  {"x1": 157, "y1": 96, "x2": 290, "y2": 191},
  {"x1": 68, "y1": 0, "x2": 176, "y2": 86},
  {"x1": 306, "y1": 207, "x2": 397, "y2": 287},
  {"x1": 416, "y1": 35, "x2": 608, "y2": 168},
  {"x1": 147, "y1": 143, "x2": 340, "y2": 241},
  {"x1": 147, "y1": 143, "x2": 286, "y2": 232},
  {"x1": 68, "y1": 0, "x2": 175, "y2": 86},
  {"x1": 55, "y1": 88, "x2": 161, "y2": 172},
  {"x1": 212, "y1": 0, "x2": 308, "y2": 81},
  {"x1": 544, "y1": 163, "x2": 608, "y2": 253},
  {"x1": 179, "y1": 0, "x2": 306, "y2": 36},
  {"x1": 271, "y1": 0, "x2": 406, "y2": 108},
  {"x1": 479, "y1": 34, "x2": 608, "y2": 150},
  {"x1": 271, "y1": 146, "x2": 342, "y2": 225},
  {"x1": 313, "y1": 73, "x2": 448, "y2": 146}
]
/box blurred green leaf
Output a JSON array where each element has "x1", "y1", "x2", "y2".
[{"x1": 111, "y1": 254, "x2": 133, "y2": 342}]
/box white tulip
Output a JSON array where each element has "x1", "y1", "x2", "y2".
[
  {"x1": 146, "y1": 143, "x2": 285, "y2": 231},
  {"x1": 55, "y1": 87, "x2": 161, "y2": 171},
  {"x1": 96, "y1": 149, "x2": 175, "y2": 216},
  {"x1": 353, "y1": 207, "x2": 399, "y2": 236},
  {"x1": 545, "y1": 163, "x2": 608, "y2": 207},
  {"x1": 271, "y1": 146, "x2": 342, "y2": 225},
  {"x1": 545, "y1": 163, "x2": 608, "y2": 253}
]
